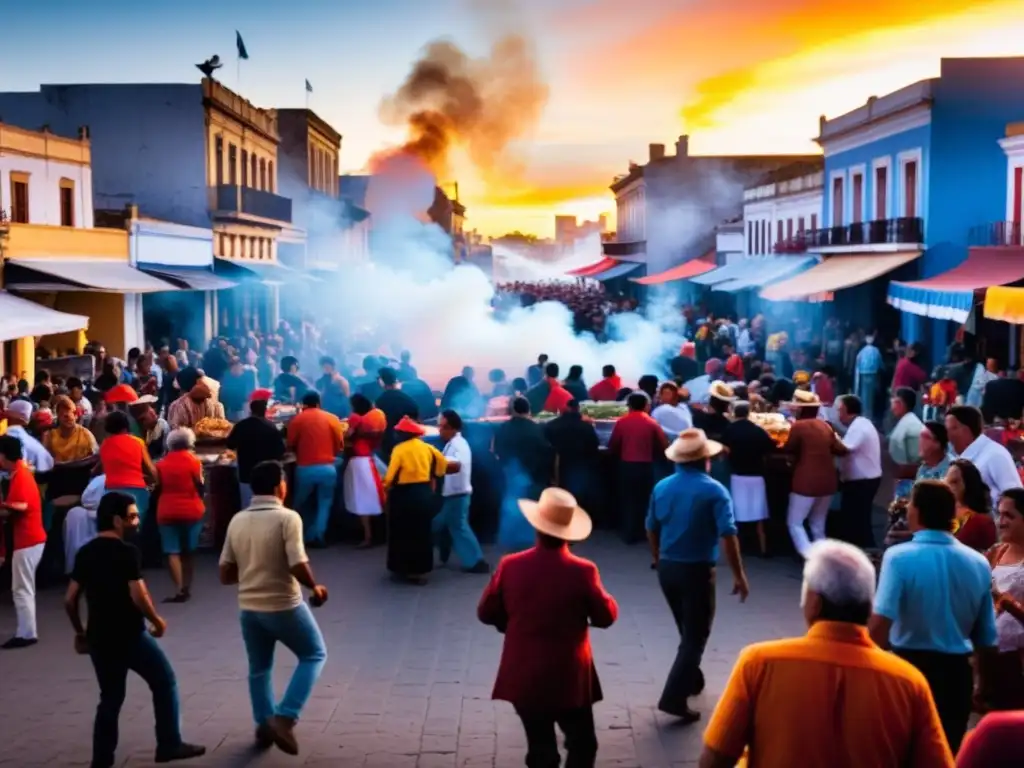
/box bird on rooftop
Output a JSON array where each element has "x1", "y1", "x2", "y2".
[{"x1": 196, "y1": 56, "x2": 223, "y2": 78}]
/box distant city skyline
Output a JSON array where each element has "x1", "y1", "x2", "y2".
[{"x1": 6, "y1": 0, "x2": 1024, "y2": 237}]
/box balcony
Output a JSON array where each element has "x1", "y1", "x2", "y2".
[
  {"x1": 211, "y1": 185, "x2": 292, "y2": 225},
  {"x1": 969, "y1": 221, "x2": 1024, "y2": 247},
  {"x1": 773, "y1": 238, "x2": 808, "y2": 255},
  {"x1": 801, "y1": 217, "x2": 924, "y2": 251}
]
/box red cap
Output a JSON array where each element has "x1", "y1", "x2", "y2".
[
  {"x1": 104, "y1": 384, "x2": 139, "y2": 405},
  {"x1": 249, "y1": 388, "x2": 273, "y2": 403},
  {"x1": 395, "y1": 415, "x2": 425, "y2": 436}
]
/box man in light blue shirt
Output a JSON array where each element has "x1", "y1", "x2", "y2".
[
  {"x1": 869, "y1": 479, "x2": 997, "y2": 753},
  {"x1": 854, "y1": 335, "x2": 883, "y2": 424},
  {"x1": 646, "y1": 429, "x2": 748, "y2": 724}
]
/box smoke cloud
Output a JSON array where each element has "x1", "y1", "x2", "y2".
[{"x1": 379, "y1": 35, "x2": 549, "y2": 176}]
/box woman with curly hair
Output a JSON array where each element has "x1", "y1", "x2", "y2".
[{"x1": 945, "y1": 458, "x2": 997, "y2": 552}]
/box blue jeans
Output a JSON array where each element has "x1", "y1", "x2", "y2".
[
  {"x1": 294, "y1": 464, "x2": 337, "y2": 543},
  {"x1": 240, "y1": 604, "x2": 327, "y2": 724},
  {"x1": 89, "y1": 632, "x2": 181, "y2": 768},
  {"x1": 432, "y1": 494, "x2": 484, "y2": 567}
]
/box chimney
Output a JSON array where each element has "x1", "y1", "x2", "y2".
[
  {"x1": 649, "y1": 143, "x2": 665, "y2": 162},
  {"x1": 628, "y1": 161, "x2": 639, "y2": 171},
  {"x1": 78, "y1": 125, "x2": 90, "y2": 140},
  {"x1": 675, "y1": 135, "x2": 689, "y2": 158}
]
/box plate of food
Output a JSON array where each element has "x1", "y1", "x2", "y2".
[{"x1": 194, "y1": 416, "x2": 233, "y2": 441}]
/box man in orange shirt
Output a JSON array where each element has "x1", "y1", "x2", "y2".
[
  {"x1": 286, "y1": 391, "x2": 344, "y2": 547},
  {"x1": 699, "y1": 540, "x2": 953, "y2": 768},
  {"x1": 0, "y1": 435, "x2": 47, "y2": 649}
]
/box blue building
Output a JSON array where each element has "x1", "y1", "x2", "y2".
[{"x1": 761, "y1": 58, "x2": 1024, "y2": 362}]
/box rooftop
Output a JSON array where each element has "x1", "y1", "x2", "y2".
[
  {"x1": 749, "y1": 158, "x2": 824, "y2": 187},
  {"x1": 0, "y1": 121, "x2": 90, "y2": 165},
  {"x1": 816, "y1": 78, "x2": 933, "y2": 144},
  {"x1": 277, "y1": 107, "x2": 342, "y2": 146}
]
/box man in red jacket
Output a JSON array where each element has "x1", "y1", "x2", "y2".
[{"x1": 478, "y1": 487, "x2": 618, "y2": 767}]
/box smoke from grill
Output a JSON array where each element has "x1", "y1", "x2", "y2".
[{"x1": 379, "y1": 35, "x2": 549, "y2": 176}]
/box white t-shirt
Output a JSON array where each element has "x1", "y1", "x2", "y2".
[
  {"x1": 442, "y1": 433, "x2": 472, "y2": 496},
  {"x1": 840, "y1": 416, "x2": 882, "y2": 481},
  {"x1": 959, "y1": 434, "x2": 1023, "y2": 508},
  {"x1": 5, "y1": 425, "x2": 54, "y2": 473},
  {"x1": 651, "y1": 403, "x2": 693, "y2": 436},
  {"x1": 219, "y1": 496, "x2": 308, "y2": 612}
]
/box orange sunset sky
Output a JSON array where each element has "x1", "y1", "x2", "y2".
[{"x1": 452, "y1": 0, "x2": 1024, "y2": 238}]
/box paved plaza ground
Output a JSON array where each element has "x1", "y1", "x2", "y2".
[{"x1": 0, "y1": 534, "x2": 809, "y2": 767}]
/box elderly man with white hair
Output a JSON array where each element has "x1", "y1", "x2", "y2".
[
  {"x1": 699, "y1": 540, "x2": 953, "y2": 768},
  {"x1": 3, "y1": 400, "x2": 53, "y2": 473}
]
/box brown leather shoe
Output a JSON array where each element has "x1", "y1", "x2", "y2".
[
  {"x1": 254, "y1": 723, "x2": 274, "y2": 750},
  {"x1": 268, "y1": 715, "x2": 299, "y2": 755}
]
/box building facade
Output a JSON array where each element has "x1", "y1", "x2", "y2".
[
  {"x1": 743, "y1": 160, "x2": 823, "y2": 257},
  {"x1": 802, "y1": 57, "x2": 1024, "y2": 356},
  {"x1": 0, "y1": 79, "x2": 300, "y2": 337}
]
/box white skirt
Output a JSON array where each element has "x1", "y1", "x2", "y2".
[
  {"x1": 343, "y1": 456, "x2": 383, "y2": 516},
  {"x1": 730, "y1": 475, "x2": 769, "y2": 523}
]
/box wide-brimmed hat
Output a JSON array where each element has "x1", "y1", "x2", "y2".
[
  {"x1": 783, "y1": 389, "x2": 822, "y2": 409},
  {"x1": 709, "y1": 381, "x2": 737, "y2": 403},
  {"x1": 665, "y1": 428, "x2": 723, "y2": 463},
  {"x1": 518, "y1": 487, "x2": 592, "y2": 542},
  {"x1": 395, "y1": 415, "x2": 426, "y2": 436}
]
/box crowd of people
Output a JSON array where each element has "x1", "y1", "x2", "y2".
[
  {"x1": 494, "y1": 280, "x2": 639, "y2": 336},
  {"x1": 3, "y1": 305, "x2": 1024, "y2": 765}
]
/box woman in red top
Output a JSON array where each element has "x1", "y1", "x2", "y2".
[
  {"x1": 99, "y1": 410, "x2": 156, "y2": 522},
  {"x1": 155, "y1": 427, "x2": 206, "y2": 602},
  {"x1": 945, "y1": 458, "x2": 997, "y2": 552},
  {"x1": 343, "y1": 394, "x2": 387, "y2": 548}
]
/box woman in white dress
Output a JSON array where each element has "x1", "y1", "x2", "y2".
[
  {"x1": 720, "y1": 401, "x2": 777, "y2": 556},
  {"x1": 64, "y1": 474, "x2": 106, "y2": 573},
  {"x1": 985, "y1": 488, "x2": 1024, "y2": 710},
  {"x1": 342, "y1": 394, "x2": 387, "y2": 548}
]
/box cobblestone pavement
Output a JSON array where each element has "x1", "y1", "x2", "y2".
[{"x1": 0, "y1": 534, "x2": 808, "y2": 767}]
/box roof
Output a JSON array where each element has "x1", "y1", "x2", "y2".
[
  {"x1": 339, "y1": 175, "x2": 370, "y2": 208},
  {"x1": 277, "y1": 108, "x2": 342, "y2": 146},
  {"x1": 750, "y1": 158, "x2": 824, "y2": 187},
  {"x1": 610, "y1": 154, "x2": 817, "y2": 194}
]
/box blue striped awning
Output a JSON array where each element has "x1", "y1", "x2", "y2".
[
  {"x1": 713, "y1": 257, "x2": 817, "y2": 292},
  {"x1": 689, "y1": 261, "x2": 748, "y2": 286},
  {"x1": 594, "y1": 261, "x2": 642, "y2": 281}
]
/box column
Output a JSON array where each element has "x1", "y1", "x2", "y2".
[{"x1": 12, "y1": 337, "x2": 35, "y2": 384}]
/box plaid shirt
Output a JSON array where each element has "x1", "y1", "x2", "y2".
[{"x1": 167, "y1": 394, "x2": 224, "y2": 429}]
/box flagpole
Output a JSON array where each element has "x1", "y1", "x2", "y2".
[{"x1": 237, "y1": 56, "x2": 241, "y2": 90}]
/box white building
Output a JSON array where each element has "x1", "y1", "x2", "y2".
[{"x1": 742, "y1": 160, "x2": 824, "y2": 256}]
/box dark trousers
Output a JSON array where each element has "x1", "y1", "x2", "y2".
[
  {"x1": 895, "y1": 649, "x2": 972, "y2": 754},
  {"x1": 839, "y1": 477, "x2": 881, "y2": 548},
  {"x1": 89, "y1": 632, "x2": 182, "y2": 768},
  {"x1": 516, "y1": 706, "x2": 597, "y2": 768},
  {"x1": 618, "y1": 461, "x2": 655, "y2": 544},
  {"x1": 656, "y1": 560, "x2": 715, "y2": 713}
]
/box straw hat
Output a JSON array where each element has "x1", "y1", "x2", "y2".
[
  {"x1": 709, "y1": 381, "x2": 737, "y2": 403},
  {"x1": 665, "y1": 428, "x2": 723, "y2": 463},
  {"x1": 518, "y1": 487, "x2": 592, "y2": 542},
  {"x1": 395, "y1": 415, "x2": 426, "y2": 436},
  {"x1": 783, "y1": 389, "x2": 822, "y2": 408}
]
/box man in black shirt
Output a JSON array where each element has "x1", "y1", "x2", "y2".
[
  {"x1": 493, "y1": 397, "x2": 554, "y2": 551},
  {"x1": 544, "y1": 399, "x2": 600, "y2": 516},
  {"x1": 375, "y1": 367, "x2": 419, "y2": 461},
  {"x1": 65, "y1": 492, "x2": 205, "y2": 767},
  {"x1": 226, "y1": 389, "x2": 286, "y2": 509}
]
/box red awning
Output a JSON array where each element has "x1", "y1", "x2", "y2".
[
  {"x1": 631, "y1": 250, "x2": 716, "y2": 286},
  {"x1": 566, "y1": 257, "x2": 617, "y2": 277}
]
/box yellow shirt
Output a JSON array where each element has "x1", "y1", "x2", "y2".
[
  {"x1": 384, "y1": 438, "x2": 448, "y2": 488},
  {"x1": 703, "y1": 621, "x2": 953, "y2": 768}
]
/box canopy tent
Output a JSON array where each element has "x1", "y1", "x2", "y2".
[
  {"x1": 631, "y1": 251, "x2": 715, "y2": 286},
  {"x1": 760, "y1": 252, "x2": 921, "y2": 302},
  {"x1": 0, "y1": 291, "x2": 89, "y2": 342},
  {"x1": 140, "y1": 265, "x2": 238, "y2": 291},
  {"x1": 689, "y1": 261, "x2": 751, "y2": 286},
  {"x1": 214, "y1": 257, "x2": 307, "y2": 286},
  {"x1": 713, "y1": 257, "x2": 817, "y2": 292},
  {"x1": 594, "y1": 261, "x2": 642, "y2": 281},
  {"x1": 887, "y1": 247, "x2": 1024, "y2": 324},
  {"x1": 984, "y1": 286, "x2": 1024, "y2": 324},
  {"x1": 566, "y1": 257, "x2": 617, "y2": 277},
  {"x1": 5, "y1": 259, "x2": 180, "y2": 293}
]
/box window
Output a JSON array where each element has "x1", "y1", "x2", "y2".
[
  {"x1": 59, "y1": 179, "x2": 75, "y2": 226},
  {"x1": 786, "y1": 219, "x2": 793, "y2": 240},
  {"x1": 251, "y1": 155, "x2": 259, "y2": 189},
  {"x1": 268, "y1": 161, "x2": 274, "y2": 192},
  {"x1": 904, "y1": 161, "x2": 918, "y2": 217},
  {"x1": 851, "y1": 173, "x2": 863, "y2": 224},
  {"x1": 798, "y1": 216, "x2": 805, "y2": 233},
  {"x1": 747, "y1": 221, "x2": 753, "y2": 255},
  {"x1": 260, "y1": 159, "x2": 267, "y2": 190},
  {"x1": 215, "y1": 137, "x2": 224, "y2": 186},
  {"x1": 776, "y1": 220, "x2": 783, "y2": 247},
  {"x1": 760, "y1": 220, "x2": 768, "y2": 254},
  {"x1": 228, "y1": 144, "x2": 238, "y2": 185},
  {"x1": 10, "y1": 173, "x2": 29, "y2": 223},
  {"x1": 875, "y1": 165, "x2": 888, "y2": 220},
  {"x1": 1014, "y1": 167, "x2": 1023, "y2": 225},
  {"x1": 241, "y1": 150, "x2": 249, "y2": 187},
  {"x1": 811, "y1": 213, "x2": 818, "y2": 231},
  {"x1": 831, "y1": 176, "x2": 844, "y2": 226}
]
